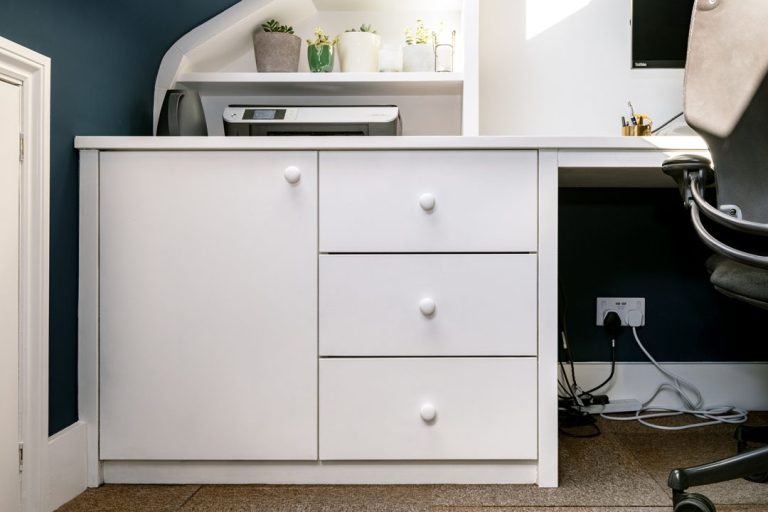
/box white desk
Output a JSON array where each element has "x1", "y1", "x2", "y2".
[
  {"x1": 74, "y1": 135, "x2": 707, "y2": 489},
  {"x1": 76, "y1": 134, "x2": 707, "y2": 187}
]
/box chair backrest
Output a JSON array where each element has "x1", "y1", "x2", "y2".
[{"x1": 685, "y1": 0, "x2": 768, "y2": 223}]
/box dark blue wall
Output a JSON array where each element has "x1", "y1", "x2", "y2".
[
  {"x1": 560, "y1": 188, "x2": 768, "y2": 363},
  {"x1": 0, "y1": 0, "x2": 238, "y2": 435}
]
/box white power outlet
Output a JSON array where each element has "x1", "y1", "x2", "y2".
[{"x1": 596, "y1": 297, "x2": 645, "y2": 327}]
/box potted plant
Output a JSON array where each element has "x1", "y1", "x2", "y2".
[
  {"x1": 337, "y1": 24, "x2": 381, "y2": 72},
  {"x1": 253, "y1": 19, "x2": 301, "y2": 72},
  {"x1": 306, "y1": 27, "x2": 339, "y2": 73},
  {"x1": 403, "y1": 19, "x2": 435, "y2": 72}
]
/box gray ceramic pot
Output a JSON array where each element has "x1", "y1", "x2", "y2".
[{"x1": 253, "y1": 32, "x2": 301, "y2": 72}]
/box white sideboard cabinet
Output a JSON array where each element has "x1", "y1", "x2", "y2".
[{"x1": 78, "y1": 139, "x2": 559, "y2": 487}]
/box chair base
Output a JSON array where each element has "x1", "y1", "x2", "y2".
[
  {"x1": 668, "y1": 427, "x2": 768, "y2": 512},
  {"x1": 735, "y1": 425, "x2": 768, "y2": 482}
]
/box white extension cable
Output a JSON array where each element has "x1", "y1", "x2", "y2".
[{"x1": 600, "y1": 327, "x2": 749, "y2": 430}]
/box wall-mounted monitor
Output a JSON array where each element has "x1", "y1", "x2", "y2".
[{"x1": 631, "y1": 0, "x2": 694, "y2": 69}]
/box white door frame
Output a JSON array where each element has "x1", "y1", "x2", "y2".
[{"x1": 0, "y1": 36, "x2": 51, "y2": 512}]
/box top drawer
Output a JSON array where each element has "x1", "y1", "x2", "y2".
[{"x1": 319, "y1": 151, "x2": 538, "y2": 253}]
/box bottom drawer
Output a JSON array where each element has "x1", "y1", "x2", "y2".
[{"x1": 319, "y1": 358, "x2": 537, "y2": 460}]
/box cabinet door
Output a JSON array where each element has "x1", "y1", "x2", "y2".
[{"x1": 99, "y1": 151, "x2": 317, "y2": 460}]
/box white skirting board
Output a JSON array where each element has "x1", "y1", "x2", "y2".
[
  {"x1": 47, "y1": 421, "x2": 87, "y2": 511},
  {"x1": 572, "y1": 362, "x2": 768, "y2": 411},
  {"x1": 102, "y1": 460, "x2": 538, "y2": 485}
]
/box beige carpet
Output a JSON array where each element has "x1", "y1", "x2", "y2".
[{"x1": 56, "y1": 415, "x2": 768, "y2": 512}]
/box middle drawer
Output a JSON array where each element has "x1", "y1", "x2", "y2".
[{"x1": 320, "y1": 254, "x2": 537, "y2": 357}]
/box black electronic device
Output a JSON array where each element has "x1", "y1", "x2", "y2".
[{"x1": 631, "y1": 0, "x2": 695, "y2": 69}]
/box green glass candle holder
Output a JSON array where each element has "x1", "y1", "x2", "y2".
[{"x1": 308, "y1": 44, "x2": 335, "y2": 72}]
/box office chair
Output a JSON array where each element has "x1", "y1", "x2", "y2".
[{"x1": 661, "y1": 0, "x2": 768, "y2": 511}]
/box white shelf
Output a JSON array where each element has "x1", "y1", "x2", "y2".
[
  {"x1": 177, "y1": 72, "x2": 464, "y2": 96},
  {"x1": 154, "y1": 0, "x2": 479, "y2": 134},
  {"x1": 312, "y1": 0, "x2": 462, "y2": 12}
]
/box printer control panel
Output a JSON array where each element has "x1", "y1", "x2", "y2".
[{"x1": 226, "y1": 107, "x2": 299, "y2": 123}]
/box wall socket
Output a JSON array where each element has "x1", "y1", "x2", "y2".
[{"x1": 596, "y1": 297, "x2": 646, "y2": 327}]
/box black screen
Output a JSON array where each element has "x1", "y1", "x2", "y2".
[
  {"x1": 243, "y1": 109, "x2": 286, "y2": 120},
  {"x1": 632, "y1": 0, "x2": 694, "y2": 68}
]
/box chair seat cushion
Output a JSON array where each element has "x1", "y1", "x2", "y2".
[{"x1": 707, "y1": 255, "x2": 768, "y2": 309}]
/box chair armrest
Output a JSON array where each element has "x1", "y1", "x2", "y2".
[
  {"x1": 662, "y1": 155, "x2": 768, "y2": 266},
  {"x1": 662, "y1": 154, "x2": 714, "y2": 205},
  {"x1": 662, "y1": 155, "x2": 768, "y2": 236},
  {"x1": 662, "y1": 153, "x2": 713, "y2": 172}
]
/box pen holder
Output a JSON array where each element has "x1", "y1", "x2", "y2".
[
  {"x1": 622, "y1": 111, "x2": 653, "y2": 136},
  {"x1": 622, "y1": 124, "x2": 652, "y2": 136}
]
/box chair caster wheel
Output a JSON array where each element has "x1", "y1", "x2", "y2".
[
  {"x1": 674, "y1": 493, "x2": 716, "y2": 512},
  {"x1": 744, "y1": 471, "x2": 768, "y2": 483},
  {"x1": 736, "y1": 440, "x2": 768, "y2": 482}
]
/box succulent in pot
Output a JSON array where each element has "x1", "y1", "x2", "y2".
[
  {"x1": 337, "y1": 24, "x2": 381, "y2": 72},
  {"x1": 403, "y1": 19, "x2": 435, "y2": 72},
  {"x1": 253, "y1": 19, "x2": 301, "y2": 72},
  {"x1": 306, "y1": 27, "x2": 339, "y2": 73}
]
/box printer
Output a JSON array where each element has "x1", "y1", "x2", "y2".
[{"x1": 223, "y1": 105, "x2": 401, "y2": 136}]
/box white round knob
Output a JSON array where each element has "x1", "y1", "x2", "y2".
[
  {"x1": 284, "y1": 166, "x2": 301, "y2": 184},
  {"x1": 418, "y1": 193, "x2": 436, "y2": 211},
  {"x1": 420, "y1": 403, "x2": 437, "y2": 422},
  {"x1": 419, "y1": 297, "x2": 436, "y2": 316}
]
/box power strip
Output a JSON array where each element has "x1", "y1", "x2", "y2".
[{"x1": 584, "y1": 398, "x2": 643, "y2": 414}]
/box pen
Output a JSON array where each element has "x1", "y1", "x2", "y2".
[{"x1": 628, "y1": 101, "x2": 637, "y2": 125}]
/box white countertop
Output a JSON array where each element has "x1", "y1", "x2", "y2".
[{"x1": 74, "y1": 135, "x2": 707, "y2": 151}]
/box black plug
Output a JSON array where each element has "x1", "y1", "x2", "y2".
[{"x1": 603, "y1": 311, "x2": 622, "y2": 339}]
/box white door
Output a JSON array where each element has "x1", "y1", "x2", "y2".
[
  {"x1": 0, "y1": 78, "x2": 22, "y2": 512},
  {"x1": 99, "y1": 151, "x2": 318, "y2": 460}
]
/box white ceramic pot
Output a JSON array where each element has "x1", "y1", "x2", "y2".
[
  {"x1": 379, "y1": 44, "x2": 403, "y2": 72},
  {"x1": 337, "y1": 32, "x2": 381, "y2": 72},
  {"x1": 402, "y1": 43, "x2": 435, "y2": 72}
]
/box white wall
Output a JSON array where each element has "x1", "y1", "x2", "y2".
[{"x1": 479, "y1": 0, "x2": 685, "y2": 136}]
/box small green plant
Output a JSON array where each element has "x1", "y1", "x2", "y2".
[
  {"x1": 261, "y1": 19, "x2": 294, "y2": 34},
  {"x1": 306, "y1": 27, "x2": 339, "y2": 46},
  {"x1": 346, "y1": 24, "x2": 377, "y2": 34},
  {"x1": 405, "y1": 19, "x2": 432, "y2": 45}
]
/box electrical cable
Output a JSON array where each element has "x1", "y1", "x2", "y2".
[
  {"x1": 561, "y1": 331, "x2": 583, "y2": 397},
  {"x1": 583, "y1": 339, "x2": 616, "y2": 395},
  {"x1": 558, "y1": 378, "x2": 574, "y2": 400},
  {"x1": 559, "y1": 408, "x2": 601, "y2": 438},
  {"x1": 557, "y1": 329, "x2": 612, "y2": 440},
  {"x1": 652, "y1": 111, "x2": 684, "y2": 134},
  {"x1": 557, "y1": 281, "x2": 614, "y2": 438},
  {"x1": 559, "y1": 329, "x2": 616, "y2": 402},
  {"x1": 600, "y1": 327, "x2": 749, "y2": 430},
  {"x1": 558, "y1": 361, "x2": 579, "y2": 402},
  {"x1": 558, "y1": 361, "x2": 602, "y2": 438}
]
